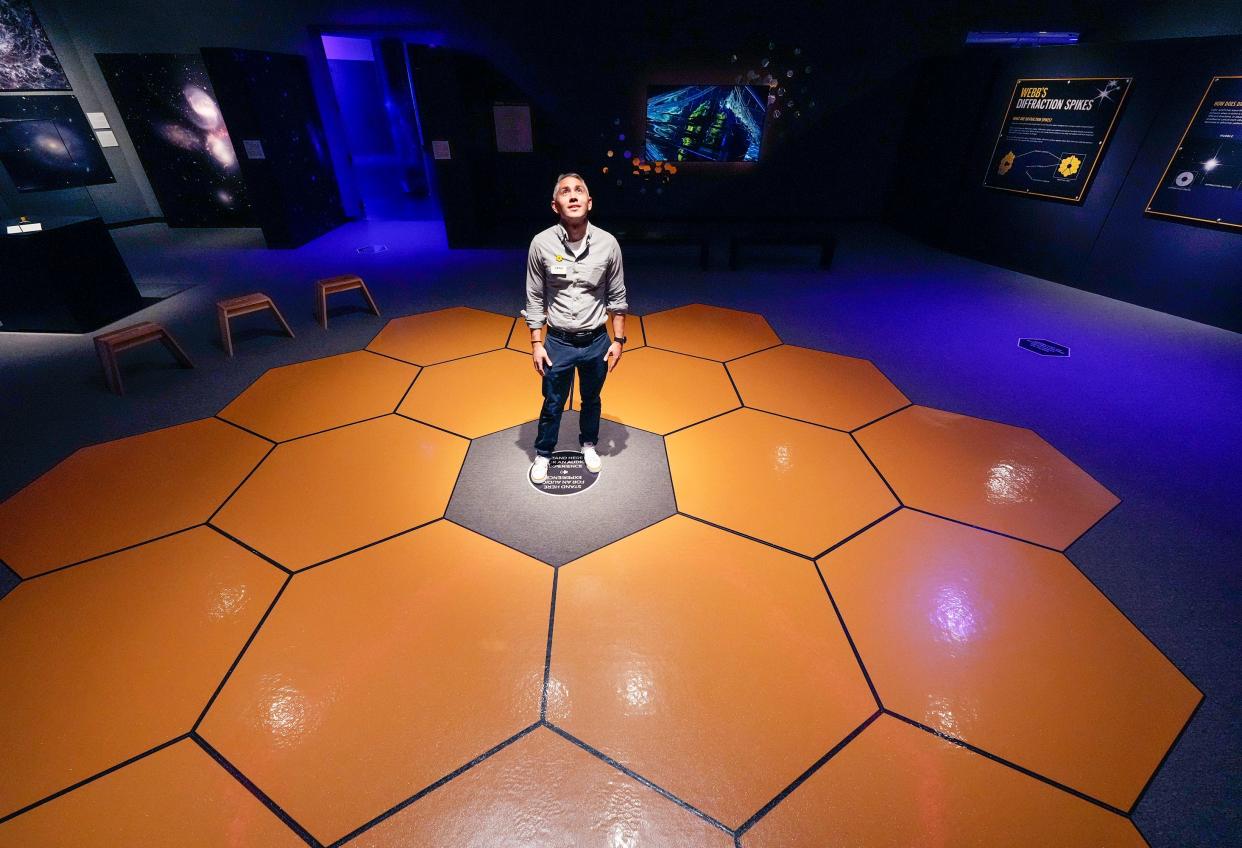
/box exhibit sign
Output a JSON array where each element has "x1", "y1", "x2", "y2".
[
  {"x1": 1146, "y1": 76, "x2": 1242, "y2": 230},
  {"x1": 0, "y1": 0, "x2": 70, "y2": 91},
  {"x1": 984, "y1": 77, "x2": 1131, "y2": 202}
]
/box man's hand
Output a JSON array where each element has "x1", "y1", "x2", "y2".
[
  {"x1": 533, "y1": 343, "x2": 553, "y2": 376},
  {"x1": 604, "y1": 341, "x2": 623, "y2": 373}
]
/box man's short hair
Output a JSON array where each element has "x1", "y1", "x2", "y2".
[{"x1": 553, "y1": 172, "x2": 588, "y2": 198}]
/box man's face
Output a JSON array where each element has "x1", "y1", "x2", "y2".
[{"x1": 552, "y1": 177, "x2": 591, "y2": 222}]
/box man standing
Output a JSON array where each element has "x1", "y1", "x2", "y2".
[{"x1": 523, "y1": 172, "x2": 629, "y2": 483}]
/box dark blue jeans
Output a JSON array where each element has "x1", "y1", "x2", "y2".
[{"x1": 535, "y1": 331, "x2": 610, "y2": 457}]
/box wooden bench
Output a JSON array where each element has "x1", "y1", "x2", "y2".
[
  {"x1": 93, "y1": 321, "x2": 193, "y2": 396},
  {"x1": 217, "y1": 292, "x2": 294, "y2": 357},
  {"x1": 315, "y1": 274, "x2": 381, "y2": 328}
]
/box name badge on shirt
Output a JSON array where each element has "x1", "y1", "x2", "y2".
[{"x1": 549, "y1": 264, "x2": 568, "y2": 276}]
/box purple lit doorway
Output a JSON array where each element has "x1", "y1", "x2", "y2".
[{"x1": 320, "y1": 33, "x2": 441, "y2": 222}]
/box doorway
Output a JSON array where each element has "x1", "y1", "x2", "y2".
[{"x1": 321, "y1": 33, "x2": 439, "y2": 221}]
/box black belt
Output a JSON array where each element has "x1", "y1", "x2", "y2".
[{"x1": 546, "y1": 324, "x2": 607, "y2": 346}]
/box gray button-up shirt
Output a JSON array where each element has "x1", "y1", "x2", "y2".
[{"x1": 523, "y1": 221, "x2": 628, "y2": 331}]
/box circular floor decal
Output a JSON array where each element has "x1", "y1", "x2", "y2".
[{"x1": 529, "y1": 450, "x2": 600, "y2": 495}]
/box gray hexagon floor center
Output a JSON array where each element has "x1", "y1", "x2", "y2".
[{"x1": 446, "y1": 411, "x2": 676, "y2": 566}]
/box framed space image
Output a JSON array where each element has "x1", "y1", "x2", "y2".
[
  {"x1": 0, "y1": 95, "x2": 114, "y2": 191},
  {"x1": 984, "y1": 77, "x2": 1131, "y2": 202},
  {"x1": 1146, "y1": 76, "x2": 1242, "y2": 231},
  {"x1": 645, "y1": 85, "x2": 768, "y2": 163},
  {"x1": 97, "y1": 53, "x2": 254, "y2": 227},
  {"x1": 0, "y1": 0, "x2": 70, "y2": 91}
]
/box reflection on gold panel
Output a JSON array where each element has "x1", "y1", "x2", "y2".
[
  {"x1": 644, "y1": 304, "x2": 780, "y2": 361},
  {"x1": 398, "y1": 349, "x2": 542, "y2": 438},
  {"x1": 855, "y1": 406, "x2": 1119, "y2": 549},
  {"x1": 729, "y1": 345, "x2": 909, "y2": 430},
  {"x1": 741, "y1": 715, "x2": 1149, "y2": 848},
  {"x1": 667, "y1": 408, "x2": 898, "y2": 556},
  {"x1": 212, "y1": 416, "x2": 467, "y2": 570},
  {"x1": 366, "y1": 306, "x2": 513, "y2": 365},
  {"x1": 198, "y1": 522, "x2": 551, "y2": 846},
  {"x1": 346, "y1": 728, "x2": 733, "y2": 848},
  {"x1": 0, "y1": 741, "x2": 305, "y2": 848},
  {"x1": 220, "y1": 351, "x2": 419, "y2": 442},
  {"x1": 582, "y1": 346, "x2": 738, "y2": 434},
  {"x1": 0, "y1": 418, "x2": 269, "y2": 578},
  {"x1": 820, "y1": 510, "x2": 1200, "y2": 810},
  {"x1": 549, "y1": 516, "x2": 876, "y2": 827},
  {"x1": 507, "y1": 314, "x2": 646, "y2": 353},
  {"x1": 0, "y1": 528, "x2": 283, "y2": 819}
]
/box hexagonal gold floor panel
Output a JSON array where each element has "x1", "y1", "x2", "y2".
[
  {"x1": 398, "y1": 349, "x2": 542, "y2": 438},
  {"x1": 644, "y1": 304, "x2": 780, "y2": 361},
  {"x1": 820, "y1": 510, "x2": 1200, "y2": 811},
  {"x1": 199, "y1": 521, "x2": 551, "y2": 845},
  {"x1": 219, "y1": 351, "x2": 419, "y2": 441},
  {"x1": 580, "y1": 346, "x2": 739, "y2": 434},
  {"x1": 366, "y1": 306, "x2": 512, "y2": 365},
  {"x1": 667, "y1": 408, "x2": 898, "y2": 556},
  {"x1": 0, "y1": 418, "x2": 269, "y2": 577},
  {"x1": 212, "y1": 416, "x2": 467, "y2": 569},
  {"x1": 0, "y1": 303, "x2": 1186, "y2": 844},
  {"x1": 728, "y1": 345, "x2": 909, "y2": 430},
  {"x1": 346, "y1": 727, "x2": 733, "y2": 848},
  {"x1": 507, "y1": 314, "x2": 647, "y2": 353},
  {"x1": 855, "y1": 406, "x2": 1119, "y2": 549},
  {"x1": 740, "y1": 715, "x2": 1148, "y2": 848},
  {"x1": 0, "y1": 527, "x2": 283, "y2": 819},
  {"x1": 548, "y1": 515, "x2": 877, "y2": 827},
  {"x1": 0, "y1": 740, "x2": 305, "y2": 848}
]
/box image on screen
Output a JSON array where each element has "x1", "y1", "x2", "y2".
[
  {"x1": 97, "y1": 53, "x2": 254, "y2": 227},
  {"x1": 646, "y1": 85, "x2": 767, "y2": 163},
  {"x1": 0, "y1": 0, "x2": 70, "y2": 91},
  {"x1": 0, "y1": 95, "x2": 114, "y2": 191}
]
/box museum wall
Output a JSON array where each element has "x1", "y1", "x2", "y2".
[{"x1": 887, "y1": 35, "x2": 1242, "y2": 331}]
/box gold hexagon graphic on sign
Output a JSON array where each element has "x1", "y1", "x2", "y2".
[
  {"x1": 1058, "y1": 154, "x2": 1082, "y2": 178},
  {"x1": 998, "y1": 150, "x2": 1016, "y2": 175}
]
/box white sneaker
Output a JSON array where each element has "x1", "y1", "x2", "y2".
[
  {"x1": 582, "y1": 443, "x2": 602, "y2": 473},
  {"x1": 531, "y1": 455, "x2": 550, "y2": 483}
]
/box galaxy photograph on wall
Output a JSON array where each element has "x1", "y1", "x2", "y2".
[
  {"x1": 0, "y1": 0, "x2": 69, "y2": 91},
  {"x1": 96, "y1": 53, "x2": 254, "y2": 227},
  {"x1": 0, "y1": 94, "x2": 113, "y2": 191},
  {"x1": 646, "y1": 84, "x2": 767, "y2": 163}
]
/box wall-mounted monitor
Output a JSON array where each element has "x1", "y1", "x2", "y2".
[
  {"x1": 984, "y1": 77, "x2": 1131, "y2": 202},
  {"x1": 645, "y1": 85, "x2": 767, "y2": 163},
  {"x1": 1146, "y1": 76, "x2": 1242, "y2": 231}
]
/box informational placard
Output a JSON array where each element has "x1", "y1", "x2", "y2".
[
  {"x1": 1147, "y1": 76, "x2": 1242, "y2": 230},
  {"x1": 985, "y1": 77, "x2": 1131, "y2": 202},
  {"x1": 493, "y1": 103, "x2": 533, "y2": 153}
]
